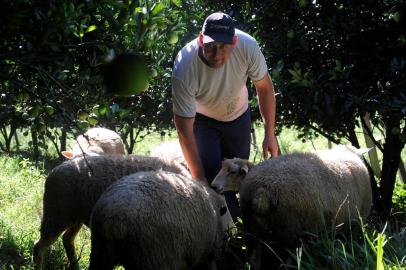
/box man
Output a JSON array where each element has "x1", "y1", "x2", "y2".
[{"x1": 172, "y1": 12, "x2": 278, "y2": 219}]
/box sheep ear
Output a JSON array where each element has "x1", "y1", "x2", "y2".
[
  {"x1": 240, "y1": 164, "x2": 249, "y2": 175},
  {"x1": 61, "y1": 151, "x2": 74, "y2": 159},
  {"x1": 355, "y1": 147, "x2": 374, "y2": 156}
]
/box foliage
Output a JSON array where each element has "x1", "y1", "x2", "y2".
[
  {"x1": 0, "y1": 0, "x2": 190, "y2": 156},
  {"x1": 286, "y1": 222, "x2": 406, "y2": 269},
  {"x1": 200, "y1": 0, "x2": 406, "y2": 217},
  {"x1": 392, "y1": 183, "x2": 406, "y2": 210}
]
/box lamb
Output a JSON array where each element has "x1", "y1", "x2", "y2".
[
  {"x1": 211, "y1": 145, "x2": 373, "y2": 269},
  {"x1": 61, "y1": 127, "x2": 125, "y2": 159},
  {"x1": 33, "y1": 154, "x2": 190, "y2": 270},
  {"x1": 89, "y1": 170, "x2": 234, "y2": 270}
]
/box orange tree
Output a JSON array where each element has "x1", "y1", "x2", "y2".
[
  {"x1": 0, "y1": 0, "x2": 189, "y2": 156},
  {"x1": 201, "y1": 0, "x2": 406, "y2": 218}
]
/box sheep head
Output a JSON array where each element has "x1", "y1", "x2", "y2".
[
  {"x1": 339, "y1": 144, "x2": 373, "y2": 157},
  {"x1": 211, "y1": 158, "x2": 254, "y2": 194}
]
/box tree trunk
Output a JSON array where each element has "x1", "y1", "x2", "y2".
[
  {"x1": 14, "y1": 129, "x2": 20, "y2": 152},
  {"x1": 31, "y1": 127, "x2": 40, "y2": 164},
  {"x1": 346, "y1": 123, "x2": 360, "y2": 148},
  {"x1": 251, "y1": 127, "x2": 259, "y2": 162},
  {"x1": 128, "y1": 128, "x2": 136, "y2": 154},
  {"x1": 362, "y1": 113, "x2": 382, "y2": 178},
  {"x1": 0, "y1": 125, "x2": 16, "y2": 152},
  {"x1": 398, "y1": 159, "x2": 406, "y2": 184},
  {"x1": 0, "y1": 127, "x2": 7, "y2": 152},
  {"x1": 378, "y1": 117, "x2": 405, "y2": 218},
  {"x1": 60, "y1": 127, "x2": 67, "y2": 152},
  {"x1": 6, "y1": 125, "x2": 16, "y2": 152}
]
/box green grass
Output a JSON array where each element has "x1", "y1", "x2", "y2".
[
  {"x1": 283, "y1": 221, "x2": 406, "y2": 270},
  {"x1": 0, "y1": 127, "x2": 405, "y2": 269}
]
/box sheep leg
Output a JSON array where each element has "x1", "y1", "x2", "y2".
[
  {"x1": 248, "y1": 243, "x2": 263, "y2": 270},
  {"x1": 33, "y1": 235, "x2": 59, "y2": 270},
  {"x1": 63, "y1": 224, "x2": 82, "y2": 270},
  {"x1": 88, "y1": 244, "x2": 115, "y2": 270},
  {"x1": 205, "y1": 259, "x2": 217, "y2": 270},
  {"x1": 192, "y1": 259, "x2": 217, "y2": 270}
]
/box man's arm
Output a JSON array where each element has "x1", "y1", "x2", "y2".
[
  {"x1": 254, "y1": 73, "x2": 279, "y2": 159},
  {"x1": 174, "y1": 114, "x2": 207, "y2": 182}
]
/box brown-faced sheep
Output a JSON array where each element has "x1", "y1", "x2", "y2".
[
  {"x1": 61, "y1": 127, "x2": 125, "y2": 159},
  {"x1": 33, "y1": 154, "x2": 190, "y2": 270},
  {"x1": 89, "y1": 170, "x2": 234, "y2": 270},
  {"x1": 211, "y1": 145, "x2": 373, "y2": 269}
]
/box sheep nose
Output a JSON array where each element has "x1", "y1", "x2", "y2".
[{"x1": 211, "y1": 185, "x2": 224, "y2": 194}]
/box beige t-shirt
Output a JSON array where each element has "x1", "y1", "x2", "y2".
[{"x1": 172, "y1": 29, "x2": 268, "y2": 122}]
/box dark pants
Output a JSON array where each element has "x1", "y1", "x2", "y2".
[{"x1": 194, "y1": 109, "x2": 251, "y2": 220}]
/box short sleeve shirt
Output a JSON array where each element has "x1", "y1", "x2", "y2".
[{"x1": 172, "y1": 29, "x2": 268, "y2": 122}]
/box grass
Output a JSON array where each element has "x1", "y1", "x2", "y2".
[
  {"x1": 0, "y1": 127, "x2": 405, "y2": 269},
  {"x1": 283, "y1": 221, "x2": 406, "y2": 270}
]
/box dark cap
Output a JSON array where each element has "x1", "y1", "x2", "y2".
[{"x1": 202, "y1": 12, "x2": 235, "y2": 44}]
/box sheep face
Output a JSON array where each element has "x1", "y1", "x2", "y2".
[
  {"x1": 61, "y1": 127, "x2": 124, "y2": 159},
  {"x1": 211, "y1": 158, "x2": 253, "y2": 194}
]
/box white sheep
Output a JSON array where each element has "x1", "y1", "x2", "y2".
[
  {"x1": 150, "y1": 140, "x2": 189, "y2": 175},
  {"x1": 89, "y1": 170, "x2": 234, "y2": 270},
  {"x1": 211, "y1": 145, "x2": 373, "y2": 269},
  {"x1": 61, "y1": 127, "x2": 125, "y2": 159},
  {"x1": 33, "y1": 154, "x2": 190, "y2": 270}
]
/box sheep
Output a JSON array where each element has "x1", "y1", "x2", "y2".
[
  {"x1": 89, "y1": 170, "x2": 235, "y2": 270},
  {"x1": 61, "y1": 127, "x2": 125, "y2": 159},
  {"x1": 211, "y1": 145, "x2": 373, "y2": 269},
  {"x1": 33, "y1": 154, "x2": 191, "y2": 270},
  {"x1": 150, "y1": 140, "x2": 189, "y2": 175}
]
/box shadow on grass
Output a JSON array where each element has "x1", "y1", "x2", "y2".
[
  {"x1": 0, "y1": 229, "x2": 27, "y2": 269},
  {"x1": 0, "y1": 221, "x2": 67, "y2": 270}
]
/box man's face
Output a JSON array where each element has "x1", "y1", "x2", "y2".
[{"x1": 202, "y1": 41, "x2": 235, "y2": 68}]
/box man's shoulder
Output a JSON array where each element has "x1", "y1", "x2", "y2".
[
  {"x1": 233, "y1": 29, "x2": 262, "y2": 61},
  {"x1": 235, "y1": 29, "x2": 258, "y2": 46},
  {"x1": 173, "y1": 38, "x2": 199, "y2": 79}
]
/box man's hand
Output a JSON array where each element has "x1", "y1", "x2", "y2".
[
  {"x1": 262, "y1": 132, "x2": 279, "y2": 159},
  {"x1": 254, "y1": 73, "x2": 278, "y2": 160}
]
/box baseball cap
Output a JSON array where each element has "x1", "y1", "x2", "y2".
[{"x1": 202, "y1": 12, "x2": 235, "y2": 44}]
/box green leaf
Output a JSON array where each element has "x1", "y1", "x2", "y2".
[
  {"x1": 172, "y1": 0, "x2": 181, "y2": 7},
  {"x1": 151, "y1": 16, "x2": 167, "y2": 24},
  {"x1": 86, "y1": 25, "x2": 97, "y2": 33},
  {"x1": 88, "y1": 117, "x2": 98, "y2": 126},
  {"x1": 98, "y1": 105, "x2": 109, "y2": 116},
  {"x1": 105, "y1": 0, "x2": 127, "y2": 9},
  {"x1": 135, "y1": 7, "x2": 147, "y2": 14},
  {"x1": 118, "y1": 108, "x2": 130, "y2": 119},
  {"x1": 151, "y1": 2, "x2": 164, "y2": 15}
]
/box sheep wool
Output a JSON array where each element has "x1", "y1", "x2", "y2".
[
  {"x1": 240, "y1": 145, "x2": 372, "y2": 247},
  {"x1": 150, "y1": 140, "x2": 189, "y2": 176},
  {"x1": 212, "y1": 145, "x2": 373, "y2": 269},
  {"x1": 89, "y1": 170, "x2": 232, "y2": 270},
  {"x1": 33, "y1": 154, "x2": 190, "y2": 270}
]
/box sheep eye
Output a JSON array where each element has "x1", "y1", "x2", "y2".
[{"x1": 219, "y1": 206, "x2": 227, "y2": 216}]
